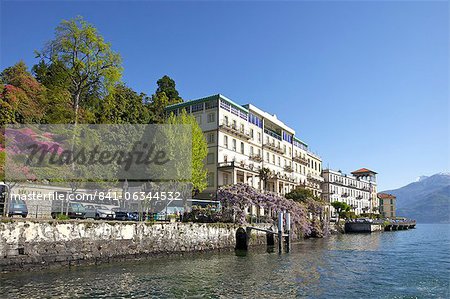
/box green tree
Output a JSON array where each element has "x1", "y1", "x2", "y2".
[
  {"x1": 150, "y1": 76, "x2": 183, "y2": 123},
  {"x1": 285, "y1": 187, "x2": 318, "y2": 203},
  {"x1": 155, "y1": 75, "x2": 182, "y2": 104},
  {"x1": 258, "y1": 167, "x2": 272, "y2": 192},
  {"x1": 35, "y1": 16, "x2": 122, "y2": 124},
  {"x1": 331, "y1": 201, "x2": 351, "y2": 223},
  {"x1": 166, "y1": 110, "x2": 208, "y2": 195},
  {"x1": 32, "y1": 59, "x2": 76, "y2": 123},
  {"x1": 99, "y1": 84, "x2": 152, "y2": 124},
  {"x1": 149, "y1": 91, "x2": 169, "y2": 123}
]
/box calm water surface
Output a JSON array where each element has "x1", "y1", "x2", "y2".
[{"x1": 0, "y1": 224, "x2": 449, "y2": 298}]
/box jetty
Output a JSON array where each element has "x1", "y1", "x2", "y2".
[
  {"x1": 383, "y1": 220, "x2": 416, "y2": 231},
  {"x1": 345, "y1": 219, "x2": 416, "y2": 233}
]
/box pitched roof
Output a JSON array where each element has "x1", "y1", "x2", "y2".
[
  {"x1": 351, "y1": 168, "x2": 377, "y2": 175},
  {"x1": 377, "y1": 193, "x2": 396, "y2": 199}
]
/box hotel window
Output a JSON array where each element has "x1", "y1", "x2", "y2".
[
  {"x1": 191, "y1": 103, "x2": 204, "y2": 112},
  {"x1": 266, "y1": 152, "x2": 269, "y2": 162},
  {"x1": 233, "y1": 120, "x2": 237, "y2": 129},
  {"x1": 207, "y1": 172, "x2": 215, "y2": 187},
  {"x1": 207, "y1": 133, "x2": 215, "y2": 144},
  {"x1": 207, "y1": 112, "x2": 215, "y2": 123},
  {"x1": 195, "y1": 115, "x2": 202, "y2": 125},
  {"x1": 223, "y1": 135, "x2": 228, "y2": 148},
  {"x1": 205, "y1": 100, "x2": 218, "y2": 110},
  {"x1": 240, "y1": 124, "x2": 244, "y2": 133},
  {"x1": 250, "y1": 146, "x2": 254, "y2": 156},
  {"x1": 257, "y1": 132, "x2": 261, "y2": 142},
  {"x1": 288, "y1": 148, "x2": 291, "y2": 156},
  {"x1": 232, "y1": 139, "x2": 237, "y2": 151},
  {"x1": 258, "y1": 149, "x2": 261, "y2": 156},
  {"x1": 283, "y1": 145, "x2": 286, "y2": 154},
  {"x1": 223, "y1": 173, "x2": 229, "y2": 185},
  {"x1": 240, "y1": 142, "x2": 244, "y2": 154},
  {"x1": 250, "y1": 129, "x2": 254, "y2": 138},
  {"x1": 206, "y1": 153, "x2": 215, "y2": 164},
  {"x1": 224, "y1": 116, "x2": 228, "y2": 125}
]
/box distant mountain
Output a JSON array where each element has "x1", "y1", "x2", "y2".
[
  {"x1": 415, "y1": 175, "x2": 428, "y2": 182},
  {"x1": 381, "y1": 173, "x2": 450, "y2": 223}
]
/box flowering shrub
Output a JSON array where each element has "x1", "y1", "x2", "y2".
[
  {"x1": 217, "y1": 183, "x2": 327, "y2": 238},
  {"x1": 183, "y1": 205, "x2": 222, "y2": 223}
]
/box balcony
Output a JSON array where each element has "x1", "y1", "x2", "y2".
[
  {"x1": 356, "y1": 195, "x2": 363, "y2": 200},
  {"x1": 341, "y1": 193, "x2": 349, "y2": 198},
  {"x1": 283, "y1": 165, "x2": 294, "y2": 173},
  {"x1": 276, "y1": 172, "x2": 296, "y2": 183},
  {"x1": 293, "y1": 155, "x2": 309, "y2": 166},
  {"x1": 217, "y1": 160, "x2": 260, "y2": 173},
  {"x1": 219, "y1": 120, "x2": 251, "y2": 140},
  {"x1": 249, "y1": 154, "x2": 263, "y2": 162},
  {"x1": 307, "y1": 173, "x2": 324, "y2": 182},
  {"x1": 264, "y1": 128, "x2": 282, "y2": 141},
  {"x1": 263, "y1": 142, "x2": 284, "y2": 154}
]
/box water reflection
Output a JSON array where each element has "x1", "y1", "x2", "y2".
[{"x1": 0, "y1": 224, "x2": 448, "y2": 298}]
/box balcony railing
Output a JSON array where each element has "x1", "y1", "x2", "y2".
[
  {"x1": 283, "y1": 165, "x2": 294, "y2": 173},
  {"x1": 275, "y1": 172, "x2": 296, "y2": 183},
  {"x1": 293, "y1": 155, "x2": 309, "y2": 166},
  {"x1": 307, "y1": 173, "x2": 324, "y2": 182},
  {"x1": 249, "y1": 154, "x2": 263, "y2": 162},
  {"x1": 263, "y1": 142, "x2": 284, "y2": 154},
  {"x1": 264, "y1": 128, "x2": 282, "y2": 141},
  {"x1": 219, "y1": 120, "x2": 251, "y2": 140},
  {"x1": 217, "y1": 161, "x2": 260, "y2": 172}
]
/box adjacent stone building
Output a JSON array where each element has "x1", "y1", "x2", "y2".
[
  {"x1": 321, "y1": 168, "x2": 378, "y2": 217},
  {"x1": 377, "y1": 193, "x2": 396, "y2": 218}
]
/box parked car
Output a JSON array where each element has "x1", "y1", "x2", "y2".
[
  {"x1": 0, "y1": 183, "x2": 8, "y2": 216},
  {"x1": 356, "y1": 218, "x2": 373, "y2": 223},
  {"x1": 127, "y1": 211, "x2": 139, "y2": 221},
  {"x1": 51, "y1": 202, "x2": 86, "y2": 219},
  {"x1": 112, "y1": 208, "x2": 128, "y2": 221},
  {"x1": 84, "y1": 205, "x2": 115, "y2": 220},
  {"x1": 8, "y1": 199, "x2": 28, "y2": 218}
]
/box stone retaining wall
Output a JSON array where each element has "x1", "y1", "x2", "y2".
[
  {"x1": 0, "y1": 220, "x2": 270, "y2": 272},
  {"x1": 344, "y1": 222, "x2": 383, "y2": 233}
]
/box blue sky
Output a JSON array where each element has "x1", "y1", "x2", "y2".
[{"x1": 1, "y1": 1, "x2": 448, "y2": 190}]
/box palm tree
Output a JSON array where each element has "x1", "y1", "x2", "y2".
[{"x1": 258, "y1": 167, "x2": 271, "y2": 192}]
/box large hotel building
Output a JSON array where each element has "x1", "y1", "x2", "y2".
[
  {"x1": 165, "y1": 94, "x2": 323, "y2": 200},
  {"x1": 321, "y1": 168, "x2": 378, "y2": 216}
]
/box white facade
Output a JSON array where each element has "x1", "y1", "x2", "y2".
[
  {"x1": 166, "y1": 94, "x2": 323, "y2": 199},
  {"x1": 321, "y1": 169, "x2": 377, "y2": 216}
]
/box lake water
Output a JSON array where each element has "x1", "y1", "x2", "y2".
[{"x1": 0, "y1": 224, "x2": 449, "y2": 298}]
